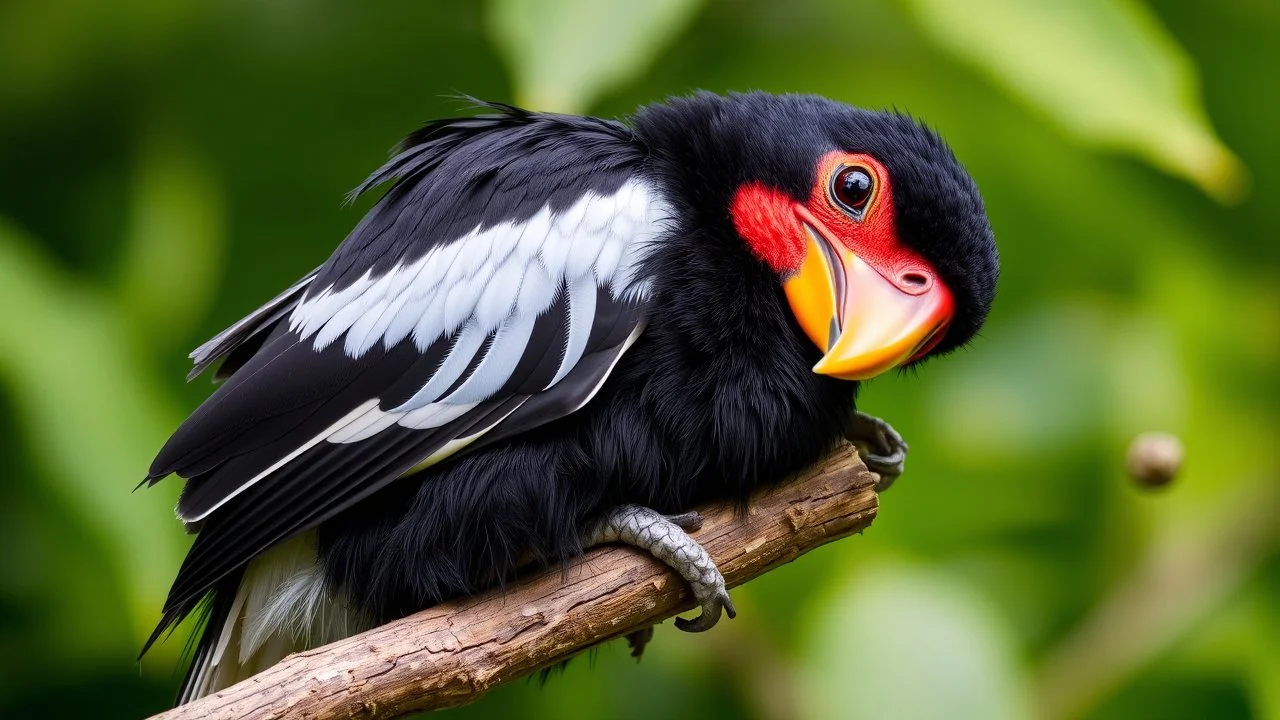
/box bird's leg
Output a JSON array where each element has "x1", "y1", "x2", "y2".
[
  {"x1": 584, "y1": 505, "x2": 736, "y2": 638},
  {"x1": 846, "y1": 410, "x2": 909, "y2": 491}
]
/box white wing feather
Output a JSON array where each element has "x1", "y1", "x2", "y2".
[{"x1": 286, "y1": 177, "x2": 667, "y2": 440}]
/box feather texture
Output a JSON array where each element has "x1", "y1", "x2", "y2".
[
  {"x1": 144, "y1": 103, "x2": 666, "y2": 677},
  {"x1": 148, "y1": 93, "x2": 1000, "y2": 707}
]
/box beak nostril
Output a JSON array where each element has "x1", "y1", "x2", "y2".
[{"x1": 902, "y1": 272, "x2": 929, "y2": 288}]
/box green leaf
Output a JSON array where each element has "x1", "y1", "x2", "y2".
[
  {"x1": 897, "y1": 0, "x2": 1247, "y2": 202},
  {"x1": 116, "y1": 130, "x2": 225, "y2": 349},
  {"x1": 0, "y1": 219, "x2": 188, "y2": 649},
  {"x1": 0, "y1": 0, "x2": 209, "y2": 109},
  {"x1": 1245, "y1": 582, "x2": 1280, "y2": 720},
  {"x1": 799, "y1": 561, "x2": 1032, "y2": 720},
  {"x1": 486, "y1": 0, "x2": 705, "y2": 113}
]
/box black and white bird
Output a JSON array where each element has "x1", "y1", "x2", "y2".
[{"x1": 141, "y1": 91, "x2": 998, "y2": 701}]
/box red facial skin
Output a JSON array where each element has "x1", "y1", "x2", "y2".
[{"x1": 730, "y1": 151, "x2": 954, "y2": 364}]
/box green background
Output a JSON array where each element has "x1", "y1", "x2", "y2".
[{"x1": 0, "y1": 0, "x2": 1276, "y2": 718}]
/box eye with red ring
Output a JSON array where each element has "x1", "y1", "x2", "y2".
[
  {"x1": 728, "y1": 150, "x2": 958, "y2": 378},
  {"x1": 813, "y1": 156, "x2": 923, "y2": 288},
  {"x1": 830, "y1": 165, "x2": 875, "y2": 218}
]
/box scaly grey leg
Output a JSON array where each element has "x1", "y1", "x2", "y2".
[
  {"x1": 584, "y1": 505, "x2": 735, "y2": 633},
  {"x1": 846, "y1": 410, "x2": 909, "y2": 491}
]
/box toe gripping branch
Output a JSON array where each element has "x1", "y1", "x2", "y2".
[
  {"x1": 582, "y1": 412, "x2": 906, "y2": 644},
  {"x1": 846, "y1": 410, "x2": 909, "y2": 491},
  {"x1": 584, "y1": 505, "x2": 737, "y2": 633},
  {"x1": 146, "y1": 443, "x2": 881, "y2": 720}
]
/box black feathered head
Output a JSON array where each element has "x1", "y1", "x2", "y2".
[{"x1": 634, "y1": 92, "x2": 998, "y2": 378}]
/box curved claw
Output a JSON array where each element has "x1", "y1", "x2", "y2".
[
  {"x1": 846, "y1": 411, "x2": 909, "y2": 491},
  {"x1": 664, "y1": 511, "x2": 703, "y2": 533},
  {"x1": 675, "y1": 588, "x2": 736, "y2": 633},
  {"x1": 584, "y1": 504, "x2": 736, "y2": 637},
  {"x1": 863, "y1": 447, "x2": 906, "y2": 490}
]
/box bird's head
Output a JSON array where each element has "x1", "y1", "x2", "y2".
[{"x1": 637, "y1": 92, "x2": 999, "y2": 380}]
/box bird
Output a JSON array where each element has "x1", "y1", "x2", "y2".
[{"x1": 140, "y1": 91, "x2": 998, "y2": 701}]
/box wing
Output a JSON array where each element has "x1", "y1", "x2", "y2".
[
  {"x1": 187, "y1": 266, "x2": 321, "y2": 381},
  {"x1": 144, "y1": 105, "x2": 669, "y2": 647}
]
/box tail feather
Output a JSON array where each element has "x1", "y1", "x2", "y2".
[
  {"x1": 170, "y1": 532, "x2": 369, "y2": 705},
  {"x1": 174, "y1": 570, "x2": 244, "y2": 704}
]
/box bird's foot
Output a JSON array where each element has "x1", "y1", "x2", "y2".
[
  {"x1": 846, "y1": 410, "x2": 909, "y2": 491},
  {"x1": 584, "y1": 505, "x2": 735, "y2": 633}
]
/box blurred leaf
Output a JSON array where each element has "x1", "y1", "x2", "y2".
[
  {"x1": 0, "y1": 219, "x2": 186, "y2": 645},
  {"x1": 1245, "y1": 578, "x2": 1280, "y2": 720},
  {"x1": 799, "y1": 561, "x2": 1032, "y2": 720},
  {"x1": 927, "y1": 305, "x2": 1113, "y2": 460},
  {"x1": 486, "y1": 0, "x2": 704, "y2": 113},
  {"x1": 897, "y1": 0, "x2": 1248, "y2": 202},
  {"x1": 116, "y1": 131, "x2": 225, "y2": 349},
  {"x1": 0, "y1": 0, "x2": 208, "y2": 111}
]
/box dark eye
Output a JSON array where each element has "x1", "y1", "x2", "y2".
[{"x1": 832, "y1": 166, "x2": 874, "y2": 216}]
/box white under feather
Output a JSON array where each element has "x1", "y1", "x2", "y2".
[
  {"x1": 441, "y1": 312, "x2": 537, "y2": 405},
  {"x1": 181, "y1": 532, "x2": 366, "y2": 703},
  {"x1": 400, "y1": 400, "x2": 479, "y2": 430},
  {"x1": 292, "y1": 178, "x2": 664, "y2": 355},
  {"x1": 289, "y1": 179, "x2": 670, "y2": 439},
  {"x1": 550, "y1": 275, "x2": 597, "y2": 388},
  {"x1": 392, "y1": 322, "x2": 490, "y2": 411}
]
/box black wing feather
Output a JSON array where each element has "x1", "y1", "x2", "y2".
[
  {"x1": 144, "y1": 103, "x2": 652, "y2": 653},
  {"x1": 320, "y1": 102, "x2": 638, "y2": 293},
  {"x1": 187, "y1": 266, "x2": 320, "y2": 381},
  {"x1": 155, "y1": 393, "x2": 535, "y2": 640},
  {"x1": 164, "y1": 335, "x2": 428, "y2": 513}
]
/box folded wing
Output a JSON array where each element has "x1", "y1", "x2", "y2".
[{"x1": 144, "y1": 107, "x2": 669, "y2": 648}]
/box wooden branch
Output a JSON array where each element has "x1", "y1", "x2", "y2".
[{"x1": 151, "y1": 442, "x2": 878, "y2": 720}]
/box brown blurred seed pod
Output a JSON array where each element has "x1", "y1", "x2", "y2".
[{"x1": 1126, "y1": 432, "x2": 1185, "y2": 488}]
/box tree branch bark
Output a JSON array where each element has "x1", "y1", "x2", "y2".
[{"x1": 150, "y1": 442, "x2": 878, "y2": 720}]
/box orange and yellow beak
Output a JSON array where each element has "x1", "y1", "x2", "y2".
[{"x1": 783, "y1": 212, "x2": 954, "y2": 381}]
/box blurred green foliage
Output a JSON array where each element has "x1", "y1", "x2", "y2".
[{"x1": 0, "y1": 0, "x2": 1275, "y2": 718}]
